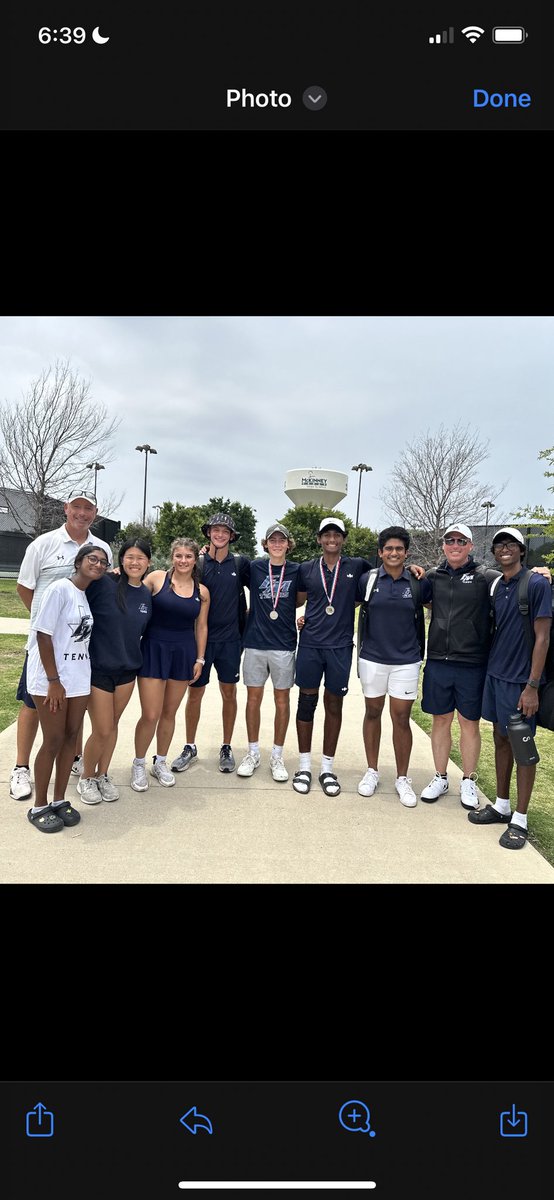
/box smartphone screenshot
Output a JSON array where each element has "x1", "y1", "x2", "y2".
[
  {"x1": 3, "y1": 1080, "x2": 550, "y2": 1199},
  {"x1": 3, "y1": 0, "x2": 552, "y2": 128}
]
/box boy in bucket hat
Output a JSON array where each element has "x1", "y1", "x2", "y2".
[{"x1": 171, "y1": 512, "x2": 250, "y2": 774}]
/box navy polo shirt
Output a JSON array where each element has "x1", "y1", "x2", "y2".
[
  {"x1": 487, "y1": 568, "x2": 552, "y2": 684},
  {"x1": 87, "y1": 574, "x2": 152, "y2": 672},
  {"x1": 358, "y1": 566, "x2": 432, "y2": 665},
  {"x1": 201, "y1": 552, "x2": 251, "y2": 641},
  {"x1": 298, "y1": 555, "x2": 371, "y2": 648},
  {"x1": 243, "y1": 559, "x2": 301, "y2": 651}
]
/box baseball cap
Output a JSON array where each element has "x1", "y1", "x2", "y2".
[
  {"x1": 443, "y1": 523, "x2": 473, "y2": 541},
  {"x1": 319, "y1": 517, "x2": 347, "y2": 536},
  {"x1": 492, "y1": 526, "x2": 525, "y2": 547},
  {"x1": 201, "y1": 512, "x2": 239, "y2": 542},
  {"x1": 265, "y1": 522, "x2": 291, "y2": 540},
  {"x1": 66, "y1": 489, "x2": 97, "y2": 505}
]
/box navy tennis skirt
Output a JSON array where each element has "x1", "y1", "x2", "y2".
[{"x1": 139, "y1": 632, "x2": 196, "y2": 681}]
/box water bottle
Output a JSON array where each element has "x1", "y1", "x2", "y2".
[{"x1": 507, "y1": 711, "x2": 540, "y2": 765}]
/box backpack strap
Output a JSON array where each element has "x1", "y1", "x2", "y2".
[
  {"x1": 490, "y1": 568, "x2": 534, "y2": 660},
  {"x1": 196, "y1": 553, "x2": 205, "y2": 584},
  {"x1": 357, "y1": 569, "x2": 379, "y2": 673},
  {"x1": 408, "y1": 573, "x2": 426, "y2": 660}
]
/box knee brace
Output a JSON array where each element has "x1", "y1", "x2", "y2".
[{"x1": 297, "y1": 691, "x2": 318, "y2": 722}]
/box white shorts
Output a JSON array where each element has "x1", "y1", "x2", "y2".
[
  {"x1": 242, "y1": 648, "x2": 296, "y2": 689},
  {"x1": 358, "y1": 658, "x2": 422, "y2": 700}
]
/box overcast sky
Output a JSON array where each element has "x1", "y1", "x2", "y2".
[{"x1": 1, "y1": 315, "x2": 553, "y2": 545}]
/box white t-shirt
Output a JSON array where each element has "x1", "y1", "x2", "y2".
[
  {"x1": 27, "y1": 578, "x2": 94, "y2": 697},
  {"x1": 18, "y1": 523, "x2": 112, "y2": 649}
]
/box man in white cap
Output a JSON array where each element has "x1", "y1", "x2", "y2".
[
  {"x1": 236, "y1": 522, "x2": 305, "y2": 782},
  {"x1": 10, "y1": 489, "x2": 112, "y2": 801},
  {"x1": 468, "y1": 527, "x2": 551, "y2": 849}
]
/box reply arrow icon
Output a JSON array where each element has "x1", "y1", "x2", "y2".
[{"x1": 180, "y1": 1106, "x2": 214, "y2": 1135}]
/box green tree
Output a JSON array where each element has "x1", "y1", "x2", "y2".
[
  {"x1": 275, "y1": 504, "x2": 375, "y2": 563},
  {"x1": 514, "y1": 444, "x2": 554, "y2": 565},
  {"x1": 155, "y1": 498, "x2": 257, "y2": 558}
]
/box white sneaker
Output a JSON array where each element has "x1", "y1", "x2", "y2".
[
  {"x1": 270, "y1": 756, "x2": 288, "y2": 782},
  {"x1": 10, "y1": 766, "x2": 32, "y2": 800},
  {"x1": 396, "y1": 776, "x2": 417, "y2": 807},
  {"x1": 358, "y1": 767, "x2": 380, "y2": 797},
  {"x1": 96, "y1": 773, "x2": 119, "y2": 802},
  {"x1": 150, "y1": 758, "x2": 175, "y2": 787},
  {"x1": 131, "y1": 761, "x2": 149, "y2": 791},
  {"x1": 460, "y1": 775, "x2": 479, "y2": 810},
  {"x1": 420, "y1": 772, "x2": 449, "y2": 802},
  {"x1": 71, "y1": 755, "x2": 84, "y2": 777},
  {"x1": 237, "y1": 752, "x2": 261, "y2": 777},
  {"x1": 77, "y1": 776, "x2": 102, "y2": 805}
]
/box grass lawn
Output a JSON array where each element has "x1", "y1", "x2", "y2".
[
  {"x1": 0, "y1": 579, "x2": 28, "y2": 618},
  {"x1": 412, "y1": 684, "x2": 554, "y2": 868},
  {"x1": 0, "y1": 635, "x2": 27, "y2": 733}
]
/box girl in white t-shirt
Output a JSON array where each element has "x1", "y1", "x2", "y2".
[{"x1": 27, "y1": 542, "x2": 110, "y2": 834}]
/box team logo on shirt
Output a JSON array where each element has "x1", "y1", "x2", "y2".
[
  {"x1": 259, "y1": 579, "x2": 292, "y2": 599},
  {"x1": 68, "y1": 610, "x2": 93, "y2": 642},
  {"x1": 347, "y1": 573, "x2": 354, "y2": 578},
  {"x1": 139, "y1": 603, "x2": 149, "y2": 614},
  {"x1": 460, "y1": 574, "x2": 474, "y2": 583},
  {"x1": 402, "y1": 587, "x2": 412, "y2": 599}
]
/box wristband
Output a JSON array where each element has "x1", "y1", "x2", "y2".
[
  {"x1": 195, "y1": 658, "x2": 205, "y2": 665},
  {"x1": 526, "y1": 679, "x2": 540, "y2": 689},
  {"x1": 47, "y1": 675, "x2": 60, "y2": 682}
]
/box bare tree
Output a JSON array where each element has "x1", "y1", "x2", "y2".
[
  {"x1": 0, "y1": 359, "x2": 122, "y2": 537},
  {"x1": 380, "y1": 422, "x2": 507, "y2": 565}
]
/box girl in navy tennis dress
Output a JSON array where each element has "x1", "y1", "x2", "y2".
[{"x1": 132, "y1": 539, "x2": 210, "y2": 791}]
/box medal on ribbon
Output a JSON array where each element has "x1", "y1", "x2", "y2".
[{"x1": 320, "y1": 556, "x2": 340, "y2": 615}]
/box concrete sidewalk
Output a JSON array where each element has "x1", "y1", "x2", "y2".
[{"x1": 1, "y1": 614, "x2": 553, "y2": 883}]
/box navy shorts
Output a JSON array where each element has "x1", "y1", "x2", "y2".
[
  {"x1": 421, "y1": 659, "x2": 487, "y2": 721},
  {"x1": 91, "y1": 668, "x2": 137, "y2": 693},
  {"x1": 190, "y1": 638, "x2": 242, "y2": 688},
  {"x1": 295, "y1": 644, "x2": 353, "y2": 697},
  {"x1": 482, "y1": 674, "x2": 538, "y2": 736},
  {"x1": 16, "y1": 654, "x2": 36, "y2": 710}
]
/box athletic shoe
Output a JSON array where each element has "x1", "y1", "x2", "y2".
[
  {"x1": 395, "y1": 777, "x2": 417, "y2": 807},
  {"x1": 10, "y1": 766, "x2": 32, "y2": 800},
  {"x1": 358, "y1": 767, "x2": 380, "y2": 797},
  {"x1": 420, "y1": 772, "x2": 449, "y2": 802},
  {"x1": 460, "y1": 775, "x2": 479, "y2": 810},
  {"x1": 237, "y1": 752, "x2": 261, "y2": 777},
  {"x1": 70, "y1": 755, "x2": 84, "y2": 777},
  {"x1": 131, "y1": 761, "x2": 149, "y2": 792},
  {"x1": 219, "y1": 745, "x2": 236, "y2": 773},
  {"x1": 171, "y1": 744, "x2": 197, "y2": 772},
  {"x1": 270, "y1": 756, "x2": 289, "y2": 782},
  {"x1": 77, "y1": 776, "x2": 102, "y2": 805},
  {"x1": 150, "y1": 758, "x2": 175, "y2": 787},
  {"x1": 96, "y1": 773, "x2": 119, "y2": 802}
]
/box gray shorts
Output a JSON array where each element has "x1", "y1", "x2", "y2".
[{"x1": 242, "y1": 648, "x2": 296, "y2": 689}]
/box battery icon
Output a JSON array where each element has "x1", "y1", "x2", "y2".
[{"x1": 492, "y1": 26, "x2": 527, "y2": 43}]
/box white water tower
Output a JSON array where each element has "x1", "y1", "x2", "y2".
[{"x1": 284, "y1": 467, "x2": 348, "y2": 509}]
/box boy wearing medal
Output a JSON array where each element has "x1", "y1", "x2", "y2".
[
  {"x1": 237, "y1": 523, "x2": 306, "y2": 782},
  {"x1": 293, "y1": 517, "x2": 373, "y2": 797}
]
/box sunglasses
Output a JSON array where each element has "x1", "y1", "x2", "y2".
[
  {"x1": 67, "y1": 491, "x2": 97, "y2": 503},
  {"x1": 444, "y1": 537, "x2": 469, "y2": 546}
]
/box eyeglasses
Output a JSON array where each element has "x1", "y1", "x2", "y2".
[
  {"x1": 68, "y1": 491, "x2": 97, "y2": 503},
  {"x1": 85, "y1": 554, "x2": 108, "y2": 567},
  {"x1": 123, "y1": 556, "x2": 149, "y2": 564},
  {"x1": 444, "y1": 537, "x2": 469, "y2": 546},
  {"x1": 493, "y1": 540, "x2": 519, "y2": 550}
]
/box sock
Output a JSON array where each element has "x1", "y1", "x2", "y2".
[
  {"x1": 494, "y1": 797, "x2": 511, "y2": 815},
  {"x1": 511, "y1": 811, "x2": 528, "y2": 830},
  {"x1": 187, "y1": 743, "x2": 196, "y2": 751},
  {"x1": 272, "y1": 745, "x2": 284, "y2": 759},
  {"x1": 154, "y1": 755, "x2": 167, "y2": 764},
  {"x1": 248, "y1": 742, "x2": 260, "y2": 756},
  {"x1": 439, "y1": 772, "x2": 448, "y2": 779},
  {"x1": 31, "y1": 805, "x2": 48, "y2": 814},
  {"x1": 51, "y1": 799, "x2": 66, "y2": 807},
  {"x1": 321, "y1": 754, "x2": 334, "y2": 774},
  {"x1": 15, "y1": 764, "x2": 30, "y2": 769},
  {"x1": 299, "y1": 752, "x2": 311, "y2": 772},
  {"x1": 134, "y1": 757, "x2": 146, "y2": 766}
]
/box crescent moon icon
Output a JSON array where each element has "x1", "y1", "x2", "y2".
[{"x1": 92, "y1": 27, "x2": 110, "y2": 43}]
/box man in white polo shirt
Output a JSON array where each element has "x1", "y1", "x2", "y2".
[{"x1": 10, "y1": 489, "x2": 112, "y2": 800}]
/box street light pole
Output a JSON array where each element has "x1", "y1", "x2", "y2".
[
  {"x1": 351, "y1": 463, "x2": 372, "y2": 528},
  {"x1": 135, "y1": 444, "x2": 157, "y2": 526},
  {"x1": 85, "y1": 461, "x2": 105, "y2": 497},
  {"x1": 481, "y1": 500, "x2": 495, "y2": 560}
]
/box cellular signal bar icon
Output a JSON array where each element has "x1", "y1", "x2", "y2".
[{"x1": 429, "y1": 26, "x2": 455, "y2": 42}]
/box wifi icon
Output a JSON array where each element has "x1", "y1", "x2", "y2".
[{"x1": 462, "y1": 25, "x2": 485, "y2": 41}]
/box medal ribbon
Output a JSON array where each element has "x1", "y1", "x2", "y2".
[
  {"x1": 268, "y1": 562, "x2": 286, "y2": 614},
  {"x1": 320, "y1": 556, "x2": 341, "y2": 607}
]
